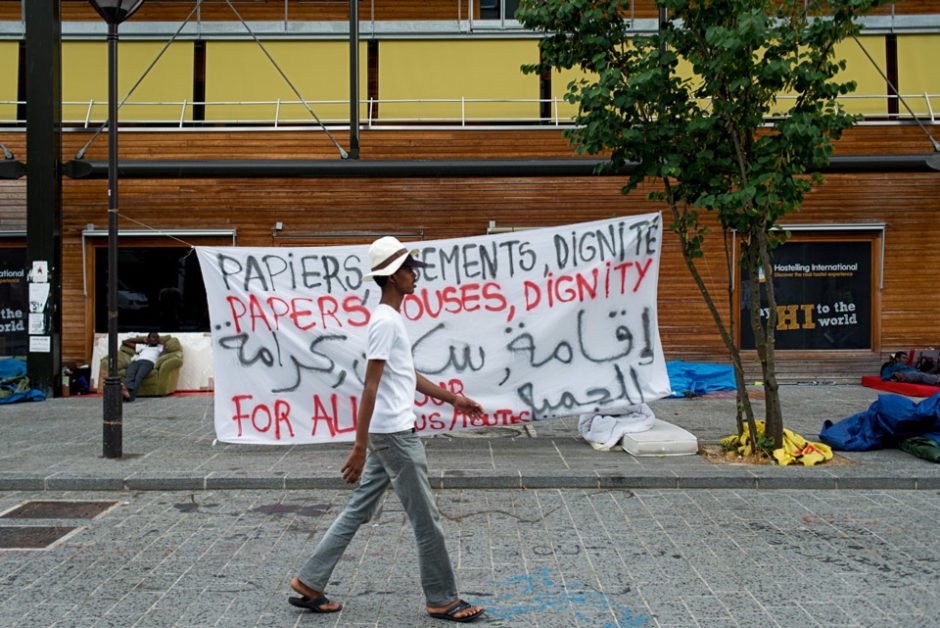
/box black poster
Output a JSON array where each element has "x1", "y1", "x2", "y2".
[
  {"x1": 0, "y1": 248, "x2": 27, "y2": 356},
  {"x1": 740, "y1": 240, "x2": 871, "y2": 350}
]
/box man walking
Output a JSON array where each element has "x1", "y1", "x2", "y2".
[
  {"x1": 121, "y1": 331, "x2": 164, "y2": 402},
  {"x1": 289, "y1": 236, "x2": 486, "y2": 623}
]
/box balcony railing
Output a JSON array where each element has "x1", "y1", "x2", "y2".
[{"x1": 1, "y1": 93, "x2": 937, "y2": 128}]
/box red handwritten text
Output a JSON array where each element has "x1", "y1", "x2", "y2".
[
  {"x1": 402, "y1": 283, "x2": 507, "y2": 322},
  {"x1": 231, "y1": 395, "x2": 295, "y2": 440},
  {"x1": 522, "y1": 260, "x2": 653, "y2": 312},
  {"x1": 311, "y1": 394, "x2": 358, "y2": 438},
  {"x1": 226, "y1": 294, "x2": 369, "y2": 333},
  {"x1": 414, "y1": 378, "x2": 530, "y2": 431}
]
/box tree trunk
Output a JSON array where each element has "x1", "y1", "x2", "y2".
[
  {"x1": 705, "y1": 243, "x2": 759, "y2": 448},
  {"x1": 756, "y1": 228, "x2": 783, "y2": 449},
  {"x1": 744, "y1": 235, "x2": 769, "y2": 451},
  {"x1": 665, "y1": 191, "x2": 758, "y2": 444},
  {"x1": 745, "y1": 227, "x2": 785, "y2": 453},
  {"x1": 723, "y1": 229, "x2": 745, "y2": 438}
]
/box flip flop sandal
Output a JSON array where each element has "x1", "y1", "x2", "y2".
[
  {"x1": 428, "y1": 599, "x2": 484, "y2": 622},
  {"x1": 287, "y1": 594, "x2": 341, "y2": 613}
]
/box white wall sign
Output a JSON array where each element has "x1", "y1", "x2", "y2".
[{"x1": 29, "y1": 335, "x2": 50, "y2": 353}]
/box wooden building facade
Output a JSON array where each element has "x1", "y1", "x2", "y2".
[{"x1": 1, "y1": 1, "x2": 938, "y2": 386}]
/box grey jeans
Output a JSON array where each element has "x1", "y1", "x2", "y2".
[
  {"x1": 899, "y1": 370, "x2": 940, "y2": 386},
  {"x1": 123, "y1": 359, "x2": 154, "y2": 400},
  {"x1": 297, "y1": 429, "x2": 458, "y2": 607}
]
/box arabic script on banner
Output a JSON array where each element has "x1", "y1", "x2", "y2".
[{"x1": 196, "y1": 213, "x2": 672, "y2": 444}]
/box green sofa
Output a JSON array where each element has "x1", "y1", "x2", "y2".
[{"x1": 99, "y1": 335, "x2": 184, "y2": 397}]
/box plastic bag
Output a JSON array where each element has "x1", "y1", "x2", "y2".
[{"x1": 721, "y1": 420, "x2": 833, "y2": 466}]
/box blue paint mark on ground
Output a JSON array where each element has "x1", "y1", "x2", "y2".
[{"x1": 482, "y1": 567, "x2": 647, "y2": 626}]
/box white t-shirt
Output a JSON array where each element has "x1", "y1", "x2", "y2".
[
  {"x1": 134, "y1": 343, "x2": 164, "y2": 364},
  {"x1": 366, "y1": 304, "x2": 417, "y2": 433}
]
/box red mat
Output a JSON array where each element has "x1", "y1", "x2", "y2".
[{"x1": 861, "y1": 375, "x2": 940, "y2": 398}]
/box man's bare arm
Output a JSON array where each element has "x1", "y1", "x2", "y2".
[
  {"x1": 416, "y1": 373, "x2": 484, "y2": 418},
  {"x1": 341, "y1": 359, "x2": 385, "y2": 484},
  {"x1": 121, "y1": 336, "x2": 143, "y2": 349}
]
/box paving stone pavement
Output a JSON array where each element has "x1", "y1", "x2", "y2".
[
  {"x1": 2, "y1": 385, "x2": 940, "y2": 490},
  {"x1": 1, "y1": 488, "x2": 939, "y2": 627},
  {"x1": 3, "y1": 385, "x2": 940, "y2": 626}
]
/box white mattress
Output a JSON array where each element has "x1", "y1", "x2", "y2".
[{"x1": 620, "y1": 419, "x2": 698, "y2": 456}]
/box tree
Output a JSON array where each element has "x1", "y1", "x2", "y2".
[{"x1": 517, "y1": 0, "x2": 888, "y2": 452}]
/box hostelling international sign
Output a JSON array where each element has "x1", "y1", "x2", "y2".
[{"x1": 196, "y1": 213, "x2": 671, "y2": 445}]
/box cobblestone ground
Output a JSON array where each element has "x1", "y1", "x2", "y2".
[{"x1": 1, "y1": 488, "x2": 938, "y2": 627}]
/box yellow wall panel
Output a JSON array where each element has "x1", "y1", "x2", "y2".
[
  {"x1": 379, "y1": 40, "x2": 539, "y2": 122},
  {"x1": 0, "y1": 42, "x2": 18, "y2": 122},
  {"x1": 833, "y1": 36, "x2": 887, "y2": 117},
  {"x1": 205, "y1": 41, "x2": 366, "y2": 123},
  {"x1": 897, "y1": 35, "x2": 939, "y2": 119},
  {"x1": 62, "y1": 42, "x2": 106, "y2": 123},
  {"x1": 674, "y1": 53, "x2": 710, "y2": 112},
  {"x1": 551, "y1": 45, "x2": 713, "y2": 122},
  {"x1": 550, "y1": 66, "x2": 596, "y2": 122},
  {"x1": 62, "y1": 42, "x2": 193, "y2": 123},
  {"x1": 549, "y1": 43, "x2": 710, "y2": 123},
  {"x1": 765, "y1": 38, "x2": 886, "y2": 117},
  {"x1": 766, "y1": 45, "x2": 811, "y2": 117}
]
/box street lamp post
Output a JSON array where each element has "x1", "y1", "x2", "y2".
[{"x1": 89, "y1": 0, "x2": 144, "y2": 459}]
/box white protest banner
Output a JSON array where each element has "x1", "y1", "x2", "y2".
[{"x1": 196, "y1": 213, "x2": 671, "y2": 445}]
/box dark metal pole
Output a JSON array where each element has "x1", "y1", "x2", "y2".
[
  {"x1": 103, "y1": 20, "x2": 122, "y2": 459},
  {"x1": 659, "y1": 6, "x2": 667, "y2": 51},
  {"x1": 348, "y1": 0, "x2": 360, "y2": 159},
  {"x1": 24, "y1": 0, "x2": 63, "y2": 397}
]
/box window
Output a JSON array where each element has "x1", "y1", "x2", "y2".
[
  {"x1": 479, "y1": 0, "x2": 522, "y2": 21},
  {"x1": 94, "y1": 247, "x2": 209, "y2": 333}
]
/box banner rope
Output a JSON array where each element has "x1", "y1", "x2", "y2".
[
  {"x1": 75, "y1": 2, "x2": 202, "y2": 160},
  {"x1": 116, "y1": 213, "x2": 199, "y2": 258},
  {"x1": 223, "y1": 0, "x2": 349, "y2": 158},
  {"x1": 852, "y1": 35, "x2": 940, "y2": 152}
]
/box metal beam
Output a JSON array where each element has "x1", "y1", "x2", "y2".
[
  {"x1": 62, "y1": 158, "x2": 608, "y2": 179},
  {"x1": 61, "y1": 153, "x2": 940, "y2": 179},
  {"x1": 0, "y1": 159, "x2": 26, "y2": 179},
  {"x1": 824, "y1": 152, "x2": 940, "y2": 172},
  {"x1": 348, "y1": 0, "x2": 359, "y2": 159}
]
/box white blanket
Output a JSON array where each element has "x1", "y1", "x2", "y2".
[{"x1": 578, "y1": 404, "x2": 656, "y2": 451}]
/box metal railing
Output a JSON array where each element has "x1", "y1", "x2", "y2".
[
  {"x1": 1, "y1": 93, "x2": 937, "y2": 128},
  {"x1": 2, "y1": 2, "x2": 938, "y2": 40}
]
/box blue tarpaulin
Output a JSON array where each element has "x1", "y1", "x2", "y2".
[
  {"x1": 666, "y1": 361, "x2": 736, "y2": 398},
  {"x1": 0, "y1": 358, "x2": 26, "y2": 379},
  {"x1": 0, "y1": 359, "x2": 46, "y2": 404},
  {"x1": 819, "y1": 393, "x2": 940, "y2": 451}
]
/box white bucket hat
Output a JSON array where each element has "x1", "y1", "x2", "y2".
[{"x1": 363, "y1": 236, "x2": 426, "y2": 281}]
